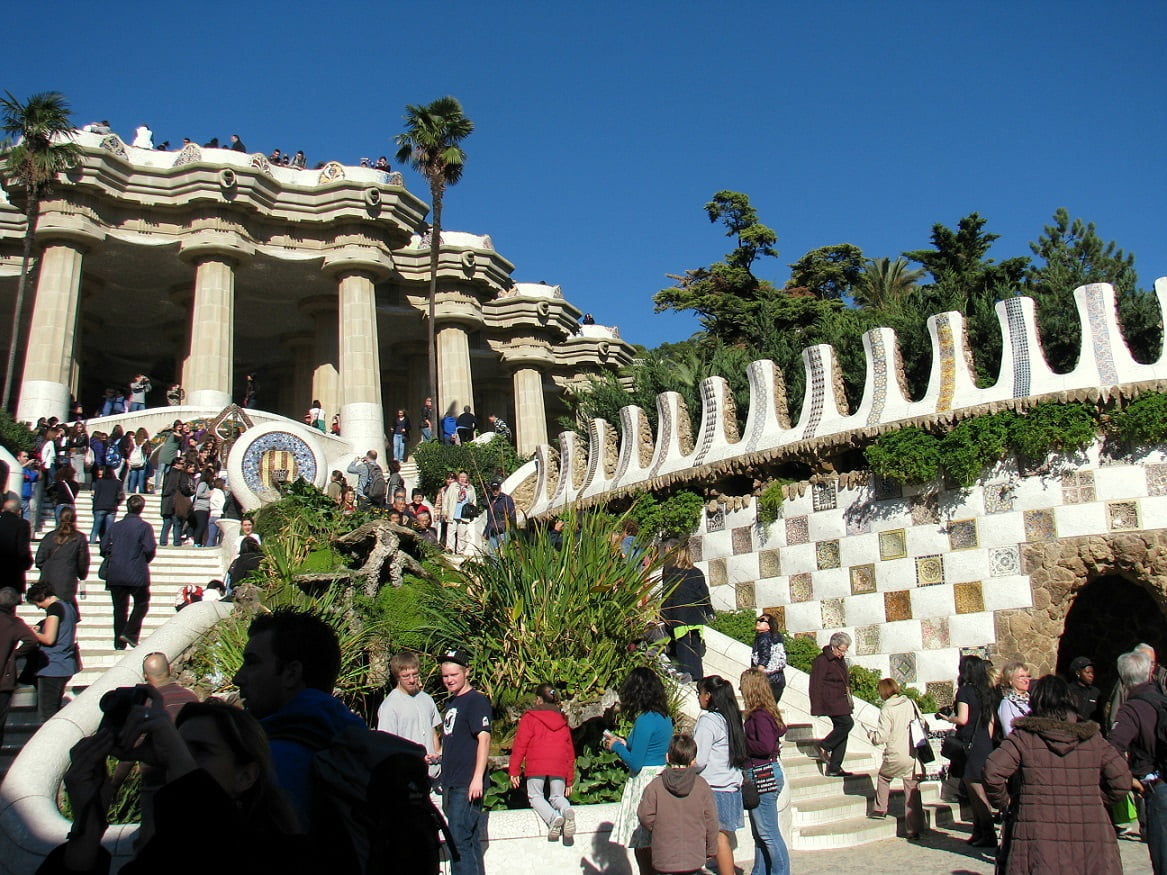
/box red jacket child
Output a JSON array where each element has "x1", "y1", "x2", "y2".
[{"x1": 508, "y1": 702, "x2": 575, "y2": 784}]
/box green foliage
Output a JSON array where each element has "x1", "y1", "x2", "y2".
[
  {"x1": 1110, "y1": 393, "x2": 1167, "y2": 444},
  {"x1": 629, "y1": 491, "x2": 704, "y2": 540},
  {"x1": 854, "y1": 257, "x2": 926, "y2": 310},
  {"x1": 939, "y1": 411, "x2": 1017, "y2": 488},
  {"x1": 0, "y1": 409, "x2": 36, "y2": 453},
  {"x1": 59, "y1": 758, "x2": 141, "y2": 823},
  {"x1": 757, "y1": 480, "x2": 795, "y2": 533},
  {"x1": 783, "y1": 634, "x2": 822, "y2": 672},
  {"x1": 786, "y1": 243, "x2": 864, "y2": 300},
  {"x1": 416, "y1": 511, "x2": 665, "y2": 708},
  {"x1": 569, "y1": 745, "x2": 629, "y2": 803},
  {"x1": 708, "y1": 609, "x2": 758, "y2": 646},
  {"x1": 1010, "y1": 402, "x2": 1098, "y2": 463},
  {"x1": 412, "y1": 436, "x2": 522, "y2": 499},
  {"x1": 865, "y1": 427, "x2": 943, "y2": 484}
]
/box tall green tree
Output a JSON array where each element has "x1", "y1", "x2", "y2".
[
  {"x1": 854, "y1": 256, "x2": 926, "y2": 310},
  {"x1": 394, "y1": 97, "x2": 474, "y2": 424},
  {"x1": 0, "y1": 91, "x2": 80, "y2": 412},
  {"x1": 1023, "y1": 208, "x2": 1153, "y2": 370},
  {"x1": 653, "y1": 191, "x2": 780, "y2": 344},
  {"x1": 786, "y1": 243, "x2": 864, "y2": 300}
]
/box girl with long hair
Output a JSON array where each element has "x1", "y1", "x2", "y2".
[
  {"x1": 750, "y1": 613, "x2": 787, "y2": 703},
  {"x1": 604, "y1": 667, "x2": 674, "y2": 875},
  {"x1": 35, "y1": 506, "x2": 90, "y2": 609},
  {"x1": 740, "y1": 668, "x2": 789, "y2": 874},
  {"x1": 939, "y1": 654, "x2": 998, "y2": 847},
  {"x1": 696, "y1": 674, "x2": 748, "y2": 875},
  {"x1": 867, "y1": 678, "x2": 925, "y2": 840}
]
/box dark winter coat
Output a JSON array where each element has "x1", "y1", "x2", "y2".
[
  {"x1": 100, "y1": 513, "x2": 156, "y2": 588},
  {"x1": 0, "y1": 610, "x2": 36, "y2": 692},
  {"x1": 660, "y1": 567, "x2": 711, "y2": 630},
  {"x1": 35, "y1": 532, "x2": 90, "y2": 603},
  {"x1": 0, "y1": 510, "x2": 32, "y2": 593},
  {"x1": 507, "y1": 704, "x2": 575, "y2": 783},
  {"x1": 637, "y1": 766, "x2": 719, "y2": 874},
  {"x1": 982, "y1": 715, "x2": 1130, "y2": 875},
  {"x1": 808, "y1": 646, "x2": 852, "y2": 717}
]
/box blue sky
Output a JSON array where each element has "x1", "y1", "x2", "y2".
[{"x1": 7, "y1": 1, "x2": 1165, "y2": 349}]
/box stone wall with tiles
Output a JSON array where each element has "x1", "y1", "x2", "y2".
[{"x1": 688, "y1": 440, "x2": 1167, "y2": 699}]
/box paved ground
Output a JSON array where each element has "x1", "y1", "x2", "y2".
[{"x1": 784, "y1": 826, "x2": 1152, "y2": 874}]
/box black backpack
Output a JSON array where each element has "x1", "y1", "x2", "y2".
[
  {"x1": 264, "y1": 721, "x2": 455, "y2": 874},
  {"x1": 364, "y1": 465, "x2": 387, "y2": 504},
  {"x1": 1131, "y1": 687, "x2": 1167, "y2": 775}
]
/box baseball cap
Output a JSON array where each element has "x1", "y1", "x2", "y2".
[
  {"x1": 1069, "y1": 656, "x2": 1093, "y2": 673},
  {"x1": 439, "y1": 649, "x2": 471, "y2": 667}
]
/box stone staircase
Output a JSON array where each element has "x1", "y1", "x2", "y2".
[
  {"x1": 701, "y1": 628, "x2": 969, "y2": 850},
  {"x1": 3, "y1": 491, "x2": 224, "y2": 773}
]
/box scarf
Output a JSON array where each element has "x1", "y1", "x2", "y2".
[{"x1": 1002, "y1": 688, "x2": 1029, "y2": 709}]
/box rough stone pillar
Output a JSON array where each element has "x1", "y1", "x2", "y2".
[
  {"x1": 512, "y1": 366, "x2": 548, "y2": 455},
  {"x1": 337, "y1": 271, "x2": 385, "y2": 456},
  {"x1": 17, "y1": 242, "x2": 87, "y2": 423},
  {"x1": 437, "y1": 324, "x2": 474, "y2": 419},
  {"x1": 301, "y1": 297, "x2": 340, "y2": 430},
  {"x1": 185, "y1": 257, "x2": 236, "y2": 409}
]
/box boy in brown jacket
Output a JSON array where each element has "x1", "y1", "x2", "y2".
[{"x1": 637, "y1": 733, "x2": 719, "y2": 875}]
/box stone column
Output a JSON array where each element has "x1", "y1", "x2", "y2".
[
  {"x1": 301, "y1": 296, "x2": 339, "y2": 429},
  {"x1": 512, "y1": 366, "x2": 549, "y2": 455},
  {"x1": 283, "y1": 332, "x2": 315, "y2": 420},
  {"x1": 437, "y1": 324, "x2": 474, "y2": 419},
  {"x1": 337, "y1": 272, "x2": 385, "y2": 456},
  {"x1": 17, "y1": 242, "x2": 88, "y2": 423},
  {"x1": 185, "y1": 257, "x2": 236, "y2": 409},
  {"x1": 167, "y1": 285, "x2": 193, "y2": 391}
]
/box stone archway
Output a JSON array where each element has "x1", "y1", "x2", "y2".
[{"x1": 993, "y1": 532, "x2": 1167, "y2": 686}]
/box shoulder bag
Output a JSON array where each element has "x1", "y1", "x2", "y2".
[{"x1": 909, "y1": 700, "x2": 935, "y2": 764}]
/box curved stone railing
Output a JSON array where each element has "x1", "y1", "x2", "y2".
[
  {"x1": 527, "y1": 279, "x2": 1167, "y2": 516},
  {"x1": 0, "y1": 601, "x2": 232, "y2": 874}
]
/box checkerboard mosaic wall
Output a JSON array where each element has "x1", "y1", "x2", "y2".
[{"x1": 689, "y1": 440, "x2": 1167, "y2": 693}]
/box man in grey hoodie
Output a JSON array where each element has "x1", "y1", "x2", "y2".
[{"x1": 637, "y1": 733, "x2": 719, "y2": 875}]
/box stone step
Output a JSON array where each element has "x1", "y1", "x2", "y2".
[
  {"x1": 787, "y1": 770, "x2": 877, "y2": 802},
  {"x1": 781, "y1": 752, "x2": 876, "y2": 780},
  {"x1": 791, "y1": 792, "x2": 869, "y2": 826},
  {"x1": 792, "y1": 814, "x2": 899, "y2": 850}
]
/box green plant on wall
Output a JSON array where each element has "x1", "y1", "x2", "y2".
[
  {"x1": 412, "y1": 437, "x2": 523, "y2": 498},
  {"x1": 0, "y1": 410, "x2": 35, "y2": 454},
  {"x1": 1009, "y1": 401, "x2": 1097, "y2": 463},
  {"x1": 756, "y1": 479, "x2": 796, "y2": 532},
  {"x1": 865, "y1": 426, "x2": 942, "y2": 484},
  {"x1": 1110, "y1": 392, "x2": 1167, "y2": 445},
  {"x1": 629, "y1": 490, "x2": 704, "y2": 540},
  {"x1": 939, "y1": 410, "x2": 1017, "y2": 487}
]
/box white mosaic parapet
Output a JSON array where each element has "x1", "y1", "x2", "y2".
[{"x1": 527, "y1": 281, "x2": 1167, "y2": 516}]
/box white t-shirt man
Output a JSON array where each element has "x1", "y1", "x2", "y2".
[{"x1": 377, "y1": 685, "x2": 442, "y2": 779}]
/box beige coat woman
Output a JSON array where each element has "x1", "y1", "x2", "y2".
[{"x1": 866, "y1": 683, "x2": 925, "y2": 837}]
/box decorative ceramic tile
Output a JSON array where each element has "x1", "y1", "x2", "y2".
[
  {"x1": 954, "y1": 581, "x2": 985, "y2": 614},
  {"x1": 989, "y1": 545, "x2": 1021, "y2": 577},
  {"x1": 794, "y1": 631, "x2": 817, "y2": 642},
  {"x1": 801, "y1": 346, "x2": 826, "y2": 439},
  {"x1": 708, "y1": 558, "x2": 728, "y2": 587},
  {"x1": 689, "y1": 536, "x2": 703, "y2": 564},
  {"x1": 960, "y1": 645, "x2": 991, "y2": 660},
  {"x1": 732, "y1": 525, "x2": 754, "y2": 555},
  {"x1": 911, "y1": 493, "x2": 939, "y2": 526},
  {"x1": 789, "y1": 573, "x2": 814, "y2": 603},
  {"x1": 879, "y1": 529, "x2": 907, "y2": 561},
  {"x1": 890, "y1": 652, "x2": 917, "y2": 685},
  {"x1": 1062, "y1": 470, "x2": 1096, "y2": 505},
  {"x1": 1023, "y1": 509, "x2": 1056, "y2": 542},
  {"x1": 948, "y1": 519, "x2": 979, "y2": 551},
  {"x1": 762, "y1": 606, "x2": 785, "y2": 631},
  {"x1": 1004, "y1": 297, "x2": 1031, "y2": 398},
  {"x1": 921, "y1": 616, "x2": 950, "y2": 649},
  {"x1": 785, "y1": 515, "x2": 809, "y2": 546},
  {"x1": 1148, "y1": 464, "x2": 1167, "y2": 497},
  {"x1": 849, "y1": 564, "x2": 877, "y2": 595},
  {"x1": 926, "y1": 681, "x2": 955, "y2": 708},
  {"x1": 1108, "y1": 501, "x2": 1140, "y2": 532},
  {"x1": 816, "y1": 540, "x2": 841, "y2": 570},
  {"x1": 915, "y1": 554, "x2": 945, "y2": 587},
  {"x1": 984, "y1": 482, "x2": 1015, "y2": 514},
  {"x1": 884, "y1": 590, "x2": 912, "y2": 622},
  {"x1": 736, "y1": 582, "x2": 756, "y2": 610},
  {"x1": 820, "y1": 598, "x2": 845, "y2": 629},
  {"x1": 706, "y1": 504, "x2": 725, "y2": 533},
  {"x1": 865, "y1": 329, "x2": 889, "y2": 427},
  {"x1": 758, "y1": 550, "x2": 781, "y2": 579},
  {"x1": 1084, "y1": 285, "x2": 1119, "y2": 385},
  {"x1": 855, "y1": 624, "x2": 880, "y2": 656},
  {"x1": 873, "y1": 474, "x2": 902, "y2": 502},
  {"x1": 934, "y1": 313, "x2": 957, "y2": 412},
  {"x1": 812, "y1": 481, "x2": 838, "y2": 512}
]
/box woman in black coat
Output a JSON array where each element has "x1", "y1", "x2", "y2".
[
  {"x1": 35, "y1": 507, "x2": 90, "y2": 606},
  {"x1": 660, "y1": 537, "x2": 711, "y2": 681}
]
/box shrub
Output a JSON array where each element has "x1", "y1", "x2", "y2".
[
  {"x1": 630, "y1": 490, "x2": 704, "y2": 540},
  {"x1": 709, "y1": 609, "x2": 758, "y2": 646},
  {"x1": 0, "y1": 410, "x2": 36, "y2": 454},
  {"x1": 412, "y1": 437, "x2": 523, "y2": 499},
  {"x1": 1010, "y1": 401, "x2": 1097, "y2": 462},
  {"x1": 1110, "y1": 392, "x2": 1167, "y2": 444},
  {"x1": 865, "y1": 427, "x2": 942, "y2": 484},
  {"x1": 757, "y1": 480, "x2": 793, "y2": 532},
  {"x1": 939, "y1": 411, "x2": 1017, "y2": 487}
]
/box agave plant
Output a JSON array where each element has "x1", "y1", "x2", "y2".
[{"x1": 418, "y1": 510, "x2": 666, "y2": 709}]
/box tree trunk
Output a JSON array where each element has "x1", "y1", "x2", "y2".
[
  {"x1": 428, "y1": 183, "x2": 444, "y2": 438},
  {"x1": 2, "y1": 190, "x2": 39, "y2": 413}
]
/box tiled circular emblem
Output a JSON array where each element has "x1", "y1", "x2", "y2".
[{"x1": 241, "y1": 431, "x2": 317, "y2": 492}]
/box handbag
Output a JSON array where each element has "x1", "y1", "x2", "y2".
[
  {"x1": 940, "y1": 705, "x2": 979, "y2": 778},
  {"x1": 909, "y1": 701, "x2": 936, "y2": 764},
  {"x1": 750, "y1": 761, "x2": 779, "y2": 795},
  {"x1": 98, "y1": 558, "x2": 109, "y2": 581},
  {"x1": 740, "y1": 772, "x2": 760, "y2": 810}
]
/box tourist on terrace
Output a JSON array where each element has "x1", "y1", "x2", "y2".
[
  {"x1": 230, "y1": 133, "x2": 246, "y2": 152},
  {"x1": 89, "y1": 466, "x2": 123, "y2": 544},
  {"x1": 291, "y1": 150, "x2": 306, "y2": 169},
  {"x1": 1068, "y1": 656, "x2": 1102, "y2": 723},
  {"x1": 420, "y1": 396, "x2": 434, "y2": 442},
  {"x1": 374, "y1": 156, "x2": 390, "y2": 171},
  {"x1": 660, "y1": 538, "x2": 711, "y2": 681},
  {"x1": 456, "y1": 406, "x2": 478, "y2": 445},
  {"x1": 867, "y1": 678, "x2": 925, "y2": 840},
  {"x1": 751, "y1": 613, "x2": 788, "y2": 704},
  {"x1": 694, "y1": 675, "x2": 747, "y2": 875},
  {"x1": 25, "y1": 581, "x2": 79, "y2": 722},
  {"x1": 131, "y1": 124, "x2": 153, "y2": 149},
  {"x1": 392, "y1": 409, "x2": 411, "y2": 462},
  {"x1": 441, "y1": 409, "x2": 458, "y2": 445},
  {"x1": 36, "y1": 506, "x2": 89, "y2": 611},
  {"x1": 269, "y1": 148, "x2": 282, "y2": 163}
]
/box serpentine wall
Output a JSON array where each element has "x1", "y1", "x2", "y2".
[{"x1": 522, "y1": 280, "x2": 1167, "y2": 701}]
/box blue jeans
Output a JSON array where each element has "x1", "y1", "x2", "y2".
[
  {"x1": 129, "y1": 402, "x2": 145, "y2": 412},
  {"x1": 127, "y1": 467, "x2": 146, "y2": 493},
  {"x1": 90, "y1": 509, "x2": 114, "y2": 543},
  {"x1": 748, "y1": 764, "x2": 789, "y2": 875},
  {"x1": 393, "y1": 433, "x2": 406, "y2": 462},
  {"x1": 1147, "y1": 779, "x2": 1167, "y2": 873},
  {"x1": 421, "y1": 426, "x2": 432, "y2": 441},
  {"x1": 443, "y1": 789, "x2": 485, "y2": 875},
  {"x1": 486, "y1": 531, "x2": 508, "y2": 555},
  {"x1": 159, "y1": 515, "x2": 182, "y2": 546}
]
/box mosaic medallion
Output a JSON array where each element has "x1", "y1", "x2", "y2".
[
  {"x1": 1148, "y1": 464, "x2": 1167, "y2": 497},
  {"x1": 1023, "y1": 509, "x2": 1056, "y2": 542},
  {"x1": 849, "y1": 564, "x2": 877, "y2": 595},
  {"x1": 816, "y1": 540, "x2": 841, "y2": 570},
  {"x1": 954, "y1": 581, "x2": 985, "y2": 614},
  {"x1": 989, "y1": 545, "x2": 1021, "y2": 577},
  {"x1": 812, "y1": 480, "x2": 838, "y2": 512},
  {"x1": 890, "y1": 652, "x2": 917, "y2": 684},
  {"x1": 884, "y1": 590, "x2": 912, "y2": 622},
  {"x1": 736, "y1": 582, "x2": 756, "y2": 610},
  {"x1": 732, "y1": 525, "x2": 754, "y2": 555},
  {"x1": 855, "y1": 624, "x2": 880, "y2": 656},
  {"x1": 879, "y1": 529, "x2": 908, "y2": 561},
  {"x1": 789, "y1": 573, "x2": 814, "y2": 603},
  {"x1": 911, "y1": 493, "x2": 939, "y2": 526},
  {"x1": 786, "y1": 515, "x2": 809, "y2": 545},
  {"x1": 1062, "y1": 470, "x2": 1096, "y2": 505},
  {"x1": 984, "y1": 482, "x2": 1015, "y2": 514},
  {"x1": 926, "y1": 681, "x2": 955, "y2": 708},
  {"x1": 948, "y1": 519, "x2": 979, "y2": 551},
  {"x1": 921, "y1": 616, "x2": 950, "y2": 649},
  {"x1": 241, "y1": 431, "x2": 317, "y2": 493},
  {"x1": 758, "y1": 549, "x2": 781, "y2": 579},
  {"x1": 915, "y1": 555, "x2": 944, "y2": 587},
  {"x1": 820, "y1": 598, "x2": 845, "y2": 629},
  {"x1": 708, "y1": 558, "x2": 728, "y2": 587},
  {"x1": 1108, "y1": 501, "x2": 1140, "y2": 532}
]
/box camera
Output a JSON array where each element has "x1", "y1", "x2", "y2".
[
  {"x1": 934, "y1": 705, "x2": 954, "y2": 720},
  {"x1": 98, "y1": 685, "x2": 150, "y2": 734}
]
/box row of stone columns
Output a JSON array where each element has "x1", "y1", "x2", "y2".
[{"x1": 16, "y1": 230, "x2": 551, "y2": 456}]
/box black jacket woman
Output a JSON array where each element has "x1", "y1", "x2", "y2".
[
  {"x1": 660, "y1": 537, "x2": 711, "y2": 681},
  {"x1": 35, "y1": 507, "x2": 89, "y2": 607},
  {"x1": 937, "y1": 654, "x2": 997, "y2": 847}
]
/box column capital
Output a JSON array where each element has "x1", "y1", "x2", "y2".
[
  {"x1": 498, "y1": 340, "x2": 555, "y2": 371},
  {"x1": 178, "y1": 230, "x2": 256, "y2": 266},
  {"x1": 322, "y1": 246, "x2": 393, "y2": 282},
  {"x1": 433, "y1": 291, "x2": 483, "y2": 330},
  {"x1": 34, "y1": 211, "x2": 106, "y2": 251}
]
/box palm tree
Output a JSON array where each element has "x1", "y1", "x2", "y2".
[
  {"x1": 0, "y1": 91, "x2": 80, "y2": 412},
  {"x1": 394, "y1": 97, "x2": 474, "y2": 431},
  {"x1": 854, "y1": 256, "x2": 926, "y2": 311}
]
